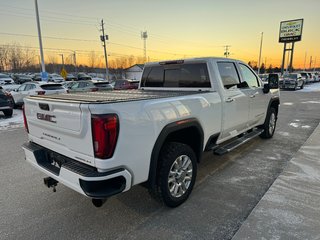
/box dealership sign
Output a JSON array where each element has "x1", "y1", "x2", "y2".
[{"x1": 279, "y1": 19, "x2": 303, "y2": 43}]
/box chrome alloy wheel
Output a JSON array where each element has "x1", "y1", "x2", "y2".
[
  {"x1": 168, "y1": 155, "x2": 193, "y2": 198},
  {"x1": 269, "y1": 112, "x2": 276, "y2": 135}
]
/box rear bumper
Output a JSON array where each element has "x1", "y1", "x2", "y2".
[{"x1": 22, "y1": 142, "x2": 132, "y2": 198}]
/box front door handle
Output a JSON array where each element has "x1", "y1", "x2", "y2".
[
  {"x1": 226, "y1": 98, "x2": 234, "y2": 103},
  {"x1": 250, "y1": 92, "x2": 258, "y2": 98}
]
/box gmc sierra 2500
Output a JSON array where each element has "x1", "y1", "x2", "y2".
[{"x1": 22, "y1": 58, "x2": 280, "y2": 208}]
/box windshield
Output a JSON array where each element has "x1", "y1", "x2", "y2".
[{"x1": 283, "y1": 74, "x2": 297, "y2": 79}]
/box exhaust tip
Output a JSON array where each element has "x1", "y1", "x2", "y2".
[{"x1": 92, "y1": 198, "x2": 107, "y2": 208}]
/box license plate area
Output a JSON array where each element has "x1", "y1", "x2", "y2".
[{"x1": 36, "y1": 149, "x2": 68, "y2": 175}]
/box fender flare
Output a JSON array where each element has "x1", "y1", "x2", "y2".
[{"x1": 147, "y1": 118, "x2": 204, "y2": 189}]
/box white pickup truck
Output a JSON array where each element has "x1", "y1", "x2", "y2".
[{"x1": 22, "y1": 58, "x2": 280, "y2": 208}]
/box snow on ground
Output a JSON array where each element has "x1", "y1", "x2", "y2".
[
  {"x1": 299, "y1": 82, "x2": 320, "y2": 92},
  {"x1": 0, "y1": 109, "x2": 23, "y2": 131}
]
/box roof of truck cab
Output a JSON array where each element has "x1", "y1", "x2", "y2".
[{"x1": 145, "y1": 57, "x2": 242, "y2": 67}]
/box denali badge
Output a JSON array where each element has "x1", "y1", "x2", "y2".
[{"x1": 37, "y1": 113, "x2": 57, "y2": 123}]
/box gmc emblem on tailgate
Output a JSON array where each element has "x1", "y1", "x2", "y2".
[{"x1": 37, "y1": 113, "x2": 57, "y2": 123}]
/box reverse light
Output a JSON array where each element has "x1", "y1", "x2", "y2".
[
  {"x1": 22, "y1": 105, "x2": 29, "y2": 133},
  {"x1": 91, "y1": 114, "x2": 119, "y2": 159}
]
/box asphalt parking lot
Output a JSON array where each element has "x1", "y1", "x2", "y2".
[{"x1": 1, "y1": 88, "x2": 320, "y2": 240}]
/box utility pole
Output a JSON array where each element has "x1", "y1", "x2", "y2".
[
  {"x1": 73, "y1": 51, "x2": 77, "y2": 73},
  {"x1": 141, "y1": 31, "x2": 148, "y2": 63},
  {"x1": 34, "y1": 0, "x2": 46, "y2": 78},
  {"x1": 313, "y1": 57, "x2": 317, "y2": 72},
  {"x1": 100, "y1": 19, "x2": 109, "y2": 81},
  {"x1": 224, "y1": 45, "x2": 231, "y2": 58},
  {"x1": 258, "y1": 32, "x2": 263, "y2": 74},
  {"x1": 309, "y1": 56, "x2": 313, "y2": 70}
]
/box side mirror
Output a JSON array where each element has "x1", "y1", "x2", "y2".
[
  {"x1": 268, "y1": 74, "x2": 279, "y2": 89},
  {"x1": 263, "y1": 83, "x2": 270, "y2": 93}
]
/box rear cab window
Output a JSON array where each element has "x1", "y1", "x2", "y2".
[{"x1": 141, "y1": 62, "x2": 211, "y2": 89}]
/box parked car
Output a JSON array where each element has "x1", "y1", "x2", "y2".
[
  {"x1": 1, "y1": 84, "x2": 21, "y2": 92},
  {"x1": 62, "y1": 81, "x2": 75, "y2": 89},
  {"x1": 11, "y1": 82, "x2": 67, "y2": 107},
  {"x1": 258, "y1": 74, "x2": 268, "y2": 83},
  {"x1": 32, "y1": 73, "x2": 42, "y2": 81},
  {"x1": 113, "y1": 79, "x2": 140, "y2": 90},
  {"x1": 65, "y1": 74, "x2": 77, "y2": 81},
  {"x1": 300, "y1": 72, "x2": 312, "y2": 84},
  {"x1": 0, "y1": 86, "x2": 13, "y2": 117},
  {"x1": 67, "y1": 80, "x2": 112, "y2": 92},
  {"x1": 48, "y1": 74, "x2": 64, "y2": 83},
  {"x1": 77, "y1": 73, "x2": 92, "y2": 80},
  {"x1": 13, "y1": 74, "x2": 33, "y2": 84},
  {"x1": 0, "y1": 73, "x2": 15, "y2": 85},
  {"x1": 281, "y1": 73, "x2": 304, "y2": 90}
]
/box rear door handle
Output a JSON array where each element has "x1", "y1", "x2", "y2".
[{"x1": 226, "y1": 98, "x2": 234, "y2": 103}]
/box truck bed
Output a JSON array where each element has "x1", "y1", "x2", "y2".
[{"x1": 28, "y1": 90, "x2": 204, "y2": 104}]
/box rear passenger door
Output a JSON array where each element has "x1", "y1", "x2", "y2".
[
  {"x1": 237, "y1": 63, "x2": 268, "y2": 127},
  {"x1": 217, "y1": 62, "x2": 250, "y2": 140}
]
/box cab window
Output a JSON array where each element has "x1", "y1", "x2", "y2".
[
  {"x1": 239, "y1": 64, "x2": 260, "y2": 88},
  {"x1": 217, "y1": 62, "x2": 240, "y2": 89}
]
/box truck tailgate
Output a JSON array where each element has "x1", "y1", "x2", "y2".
[{"x1": 24, "y1": 97, "x2": 95, "y2": 166}]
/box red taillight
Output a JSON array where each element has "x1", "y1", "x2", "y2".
[
  {"x1": 22, "y1": 105, "x2": 29, "y2": 133},
  {"x1": 91, "y1": 114, "x2": 119, "y2": 159},
  {"x1": 91, "y1": 88, "x2": 99, "y2": 92},
  {"x1": 36, "y1": 91, "x2": 46, "y2": 95}
]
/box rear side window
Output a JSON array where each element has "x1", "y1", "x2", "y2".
[
  {"x1": 40, "y1": 84, "x2": 64, "y2": 90},
  {"x1": 217, "y1": 62, "x2": 241, "y2": 89},
  {"x1": 141, "y1": 63, "x2": 210, "y2": 88}
]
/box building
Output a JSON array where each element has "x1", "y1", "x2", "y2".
[{"x1": 124, "y1": 64, "x2": 144, "y2": 80}]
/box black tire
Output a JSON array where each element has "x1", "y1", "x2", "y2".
[
  {"x1": 150, "y1": 142, "x2": 197, "y2": 208},
  {"x1": 260, "y1": 107, "x2": 277, "y2": 139},
  {"x1": 300, "y1": 83, "x2": 304, "y2": 89},
  {"x1": 3, "y1": 109, "x2": 13, "y2": 117}
]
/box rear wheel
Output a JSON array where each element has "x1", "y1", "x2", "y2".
[
  {"x1": 3, "y1": 109, "x2": 13, "y2": 117},
  {"x1": 260, "y1": 107, "x2": 277, "y2": 139},
  {"x1": 300, "y1": 83, "x2": 304, "y2": 89},
  {"x1": 150, "y1": 142, "x2": 197, "y2": 207}
]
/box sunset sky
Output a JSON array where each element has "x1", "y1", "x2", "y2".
[{"x1": 0, "y1": 0, "x2": 319, "y2": 69}]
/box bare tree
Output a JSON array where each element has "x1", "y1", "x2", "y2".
[{"x1": 88, "y1": 51, "x2": 97, "y2": 70}]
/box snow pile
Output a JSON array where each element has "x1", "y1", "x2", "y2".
[{"x1": 0, "y1": 109, "x2": 23, "y2": 131}]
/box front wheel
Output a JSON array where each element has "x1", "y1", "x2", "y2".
[
  {"x1": 151, "y1": 142, "x2": 197, "y2": 208},
  {"x1": 300, "y1": 83, "x2": 304, "y2": 89},
  {"x1": 260, "y1": 107, "x2": 277, "y2": 139}
]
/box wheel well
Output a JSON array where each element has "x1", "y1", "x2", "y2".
[
  {"x1": 147, "y1": 120, "x2": 204, "y2": 189},
  {"x1": 165, "y1": 126, "x2": 202, "y2": 162},
  {"x1": 270, "y1": 99, "x2": 279, "y2": 116}
]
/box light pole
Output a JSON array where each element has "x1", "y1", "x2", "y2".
[
  {"x1": 34, "y1": 0, "x2": 46, "y2": 76},
  {"x1": 257, "y1": 32, "x2": 263, "y2": 74},
  {"x1": 59, "y1": 54, "x2": 64, "y2": 69}
]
